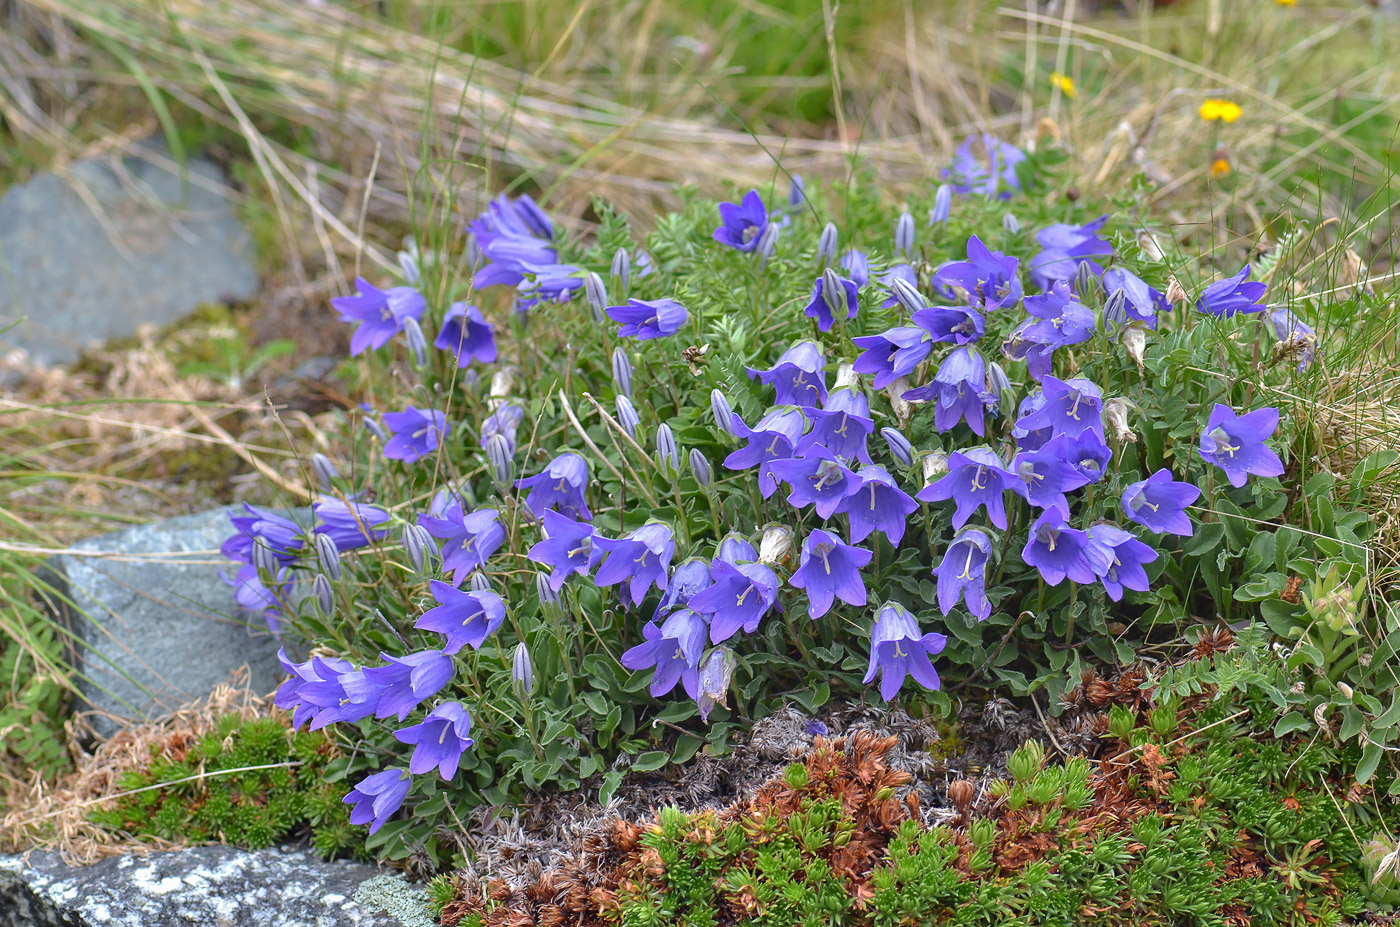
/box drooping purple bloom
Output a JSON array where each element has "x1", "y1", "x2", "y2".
[
  {"x1": 1029, "y1": 216, "x2": 1113, "y2": 293},
  {"x1": 382, "y1": 406, "x2": 449, "y2": 463},
  {"x1": 619, "y1": 608, "x2": 708, "y2": 697},
  {"x1": 527, "y1": 510, "x2": 603, "y2": 590},
  {"x1": 841, "y1": 249, "x2": 871, "y2": 287},
  {"x1": 852, "y1": 327, "x2": 932, "y2": 390},
  {"x1": 394, "y1": 702, "x2": 475, "y2": 780},
  {"x1": 724, "y1": 407, "x2": 809, "y2": 496},
  {"x1": 435, "y1": 302, "x2": 498, "y2": 366},
  {"x1": 695, "y1": 646, "x2": 736, "y2": 722},
  {"x1": 655, "y1": 558, "x2": 714, "y2": 617},
  {"x1": 904, "y1": 346, "x2": 993, "y2": 436},
  {"x1": 840, "y1": 466, "x2": 919, "y2": 546},
  {"x1": 862, "y1": 602, "x2": 948, "y2": 701},
  {"x1": 715, "y1": 534, "x2": 758, "y2": 565},
  {"x1": 943, "y1": 134, "x2": 1027, "y2": 200},
  {"x1": 938, "y1": 236, "x2": 1023, "y2": 311},
  {"x1": 912, "y1": 305, "x2": 986, "y2": 345},
  {"x1": 1022, "y1": 281, "x2": 1097, "y2": 344},
  {"x1": 1054, "y1": 428, "x2": 1112, "y2": 485},
  {"x1": 1198, "y1": 404, "x2": 1285, "y2": 487},
  {"x1": 746, "y1": 341, "x2": 827, "y2": 407},
  {"x1": 361, "y1": 649, "x2": 455, "y2": 721},
  {"x1": 608, "y1": 297, "x2": 689, "y2": 340},
  {"x1": 1196, "y1": 265, "x2": 1268, "y2": 318},
  {"x1": 795, "y1": 387, "x2": 874, "y2": 464},
  {"x1": 766, "y1": 447, "x2": 859, "y2": 518},
  {"x1": 935, "y1": 528, "x2": 993, "y2": 621},
  {"x1": 788, "y1": 528, "x2": 872, "y2": 619},
  {"x1": 1121, "y1": 469, "x2": 1200, "y2": 536},
  {"x1": 804, "y1": 272, "x2": 860, "y2": 331},
  {"x1": 275, "y1": 650, "x2": 355, "y2": 730},
  {"x1": 1011, "y1": 392, "x2": 1053, "y2": 451},
  {"x1": 295, "y1": 658, "x2": 383, "y2": 730},
  {"x1": 417, "y1": 504, "x2": 506, "y2": 585},
  {"x1": 314, "y1": 497, "x2": 390, "y2": 551},
  {"x1": 222, "y1": 504, "x2": 304, "y2": 565},
  {"x1": 691, "y1": 560, "x2": 780, "y2": 643},
  {"x1": 713, "y1": 190, "x2": 769, "y2": 252},
  {"x1": 343, "y1": 769, "x2": 411, "y2": 834},
  {"x1": 1014, "y1": 376, "x2": 1105, "y2": 440},
  {"x1": 469, "y1": 192, "x2": 554, "y2": 250},
  {"x1": 594, "y1": 523, "x2": 676, "y2": 604},
  {"x1": 516, "y1": 452, "x2": 592, "y2": 521},
  {"x1": 1022, "y1": 511, "x2": 1109, "y2": 586},
  {"x1": 1085, "y1": 524, "x2": 1158, "y2": 601},
  {"x1": 332, "y1": 277, "x2": 427, "y2": 356},
  {"x1": 415, "y1": 581, "x2": 507, "y2": 654},
  {"x1": 877, "y1": 263, "x2": 923, "y2": 309},
  {"x1": 1009, "y1": 441, "x2": 1091, "y2": 514},
  {"x1": 1102, "y1": 267, "x2": 1167, "y2": 328},
  {"x1": 473, "y1": 234, "x2": 558, "y2": 290},
  {"x1": 480, "y1": 403, "x2": 525, "y2": 455},
  {"x1": 222, "y1": 563, "x2": 288, "y2": 627},
  {"x1": 1268, "y1": 306, "x2": 1317, "y2": 372},
  {"x1": 518, "y1": 262, "x2": 584, "y2": 309},
  {"x1": 917, "y1": 446, "x2": 1016, "y2": 529}
]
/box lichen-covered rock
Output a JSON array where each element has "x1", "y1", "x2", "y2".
[{"x1": 0, "y1": 846, "x2": 421, "y2": 927}]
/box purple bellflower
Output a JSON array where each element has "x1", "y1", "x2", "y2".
[
  {"x1": 1121, "y1": 469, "x2": 1200, "y2": 536},
  {"x1": 275, "y1": 650, "x2": 354, "y2": 730},
  {"x1": 394, "y1": 702, "x2": 475, "y2": 780},
  {"x1": 332, "y1": 277, "x2": 427, "y2": 356},
  {"x1": 936, "y1": 528, "x2": 993, "y2": 621},
  {"x1": 794, "y1": 387, "x2": 874, "y2": 464},
  {"x1": 863, "y1": 602, "x2": 948, "y2": 701},
  {"x1": 516, "y1": 452, "x2": 592, "y2": 521},
  {"x1": 918, "y1": 446, "x2": 1017, "y2": 529},
  {"x1": 1022, "y1": 281, "x2": 1096, "y2": 344},
  {"x1": 435, "y1": 302, "x2": 497, "y2": 366},
  {"x1": 314, "y1": 497, "x2": 390, "y2": 551},
  {"x1": 1009, "y1": 441, "x2": 1092, "y2": 513},
  {"x1": 382, "y1": 407, "x2": 449, "y2": 463},
  {"x1": 527, "y1": 510, "x2": 603, "y2": 590},
  {"x1": 715, "y1": 534, "x2": 759, "y2": 564},
  {"x1": 1196, "y1": 266, "x2": 1267, "y2": 318},
  {"x1": 904, "y1": 346, "x2": 994, "y2": 436},
  {"x1": 361, "y1": 649, "x2": 455, "y2": 721},
  {"x1": 746, "y1": 341, "x2": 827, "y2": 407},
  {"x1": 804, "y1": 272, "x2": 860, "y2": 332},
  {"x1": 1101, "y1": 268, "x2": 1167, "y2": 328},
  {"x1": 594, "y1": 523, "x2": 676, "y2": 604},
  {"x1": 472, "y1": 235, "x2": 558, "y2": 290},
  {"x1": 480, "y1": 403, "x2": 525, "y2": 455},
  {"x1": 608, "y1": 297, "x2": 689, "y2": 340},
  {"x1": 852, "y1": 327, "x2": 933, "y2": 390},
  {"x1": 765, "y1": 447, "x2": 859, "y2": 518},
  {"x1": 655, "y1": 558, "x2": 714, "y2": 617},
  {"x1": 1022, "y1": 511, "x2": 1110, "y2": 586},
  {"x1": 1014, "y1": 376, "x2": 1105, "y2": 441},
  {"x1": 1055, "y1": 428, "x2": 1113, "y2": 485},
  {"x1": 620, "y1": 608, "x2": 708, "y2": 697},
  {"x1": 1011, "y1": 391, "x2": 1054, "y2": 452},
  {"x1": 417, "y1": 504, "x2": 505, "y2": 585},
  {"x1": 724, "y1": 407, "x2": 809, "y2": 496},
  {"x1": 912, "y1": 305, "x2": 986, "y2": 345},
  {"x1": 469, "y1": 192, "x2": 554, "y2": 249},
  {"x1": 1086, "y1": 524, "x2": 1158, "y2": 601},
  {"x1": 939, "y1": 236, "x2": 1023, "y2": 311},
  {"x1": 840, "y1": 466, "x2": 919, "y2": 546},
  {"x1": 713, "y1": 190, "x2": 769, "y2": 252},
  {"x1": 943, "y1": 134, "x2": 1026, "y2": 200},
  {"x1": 222, "y1": 504, "x2": 304, "y2": 565},
  {"x1": 343, "y1": 769, "x2": 411, "y2": 834},
  {"x1": 517, "y1": 262, "x2": 584, "y2": 309},
  {"x1": 691, "y1": 560, "x2": 780, "y2": 643},
  {"x1": 1198, "y1": 404, "x2": 1285, "y2": 487},
  {"x1": 788, "y1": 528, "x2": 872, "y2": 619},
  {"x1": 1029, "y1": 216, "x2": 1112, "y2": 293},
  {"x1": 415, "y1": 582, "x2": 507, "y2": 654},
  {"x1": 295, "y1": 659, "x2": 383, "y2": 730},
  {"x1": 841, "y1": 249, "x2": 871, "y2": 287},
  {"x1": 877, "y1": 263, "x2": 922, "y2": 309}
]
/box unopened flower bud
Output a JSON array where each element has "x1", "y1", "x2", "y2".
[
  {"x1": 490, "y1": 368, "x2": 515, "y2": 400},
  {"x1": 929, "y1": 184, "x2": 952, "y2": 225},
  {"x1": 585, "y1": 271, "x2": 608, "y2": 322},
  {"x1": 313, "y1": 572, "x2": 335, "y2": 617},
  {"x1": 465, "y1": 235, "x2": 486, "y2": 273},
  {"x1": 889, "y1": 277, "x2": 924, "y2": 314},
  {"x1": 834, "y1": 363, "x2": 859, "y2": 389},
  {"x1": 535, "y1": 571, "x2": 561, "y2": 609},
  {"x1": 816, "y1": 222, "x2": 839, "y2": 267},
  {"x1": 696, "y1": 646, "x2": 736, "y2": 722},
  {"x1": 611, "y1": 248, "x2": 631, "y2": 295},
  {"x1": 820, "y1": 270, "x2": 847, "y2": 321},
  {"x1": 612, "y1": 346, "x2": 633, "y2": 397},
  {"x1": 895, "y1": 211, "x2": 915, "y2": 257},
  {"x1": 880, "y1": 427, "x2": 915, "y2": 468},
  {"x1": 788, "y1": 174, "x2": 806, "y2": 209},
  {"x1": 1120, "y1": 325, "x2": 1147, "y2": 374},
  {"x1": 252, "y1": 538, "x2": 280, "y2": 579},
  {"x1": 1104, "y1": 397, "x2": 1135, "y2": 444},
  {"x1": 758, "y1": 524, "x2": 793, "y2": 565},
  {"x1": 615, "y1": 395, "x2": 640, "y2": 439},
  {"x1": 469, "y1": 571, "x2": 492, "y2": 593},
  {"x1": 756, "y1": 223, "x2": 780, "y2": 265},
  {"x1": 311, "y1": 453, "x2": 339, "y2": 490},
  {"x1": 512, "y1": 642, "x2": 535, "y2": 702},
  {"x1": 1074, "y1": 262, "x2": 1100, "y2": 306},
  {"x1": 1002, "y1": 212, "x2": 1020, "y2": 234},
  {"x1": 1137, "y1": 230, "x2": 1165, "y2": 262},
  {"x1": 921, "y1": 450, "x2": 949, "y2": 484},
  {"x1": 397, "y1": 243, "x2": 421, "y2": 286},
  {"x1": 710, "y1": 389, "x2": 736, "y2": 438},
  {"x1": 402, "y1": 316, "x2": 428, "y2": 367},
  {"x1": 314, "y1": 532, "x2": 343, "y2": 581},
  {"x1": 402, "y1": 523, "x2": 434, "y2": 576},
  {"x1": 689, "y1": 448, "x2": 712, "y2": 488},
  {"x1": 655, "y1": 423, "x2": 679, "y2": 473},
  {"x1": 986, "y1": 360, "x2": 1012, "y2": 405},
  {"x1": 486, "y1": 433, "x2": 513, "y2": 484},
  {"x1": 362, "y1": 414, "x2": 387, "y2": 443},
  {"x1": 1103, "y1": 287, "x2": 1128, "y2": 333},
  {"x1": 462, "y1": 369, "x2": 481, "y2": 393}
]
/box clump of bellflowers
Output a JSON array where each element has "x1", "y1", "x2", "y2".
[{"x1": 214, "y1": 151, "x2": 1362, "y2": 863}]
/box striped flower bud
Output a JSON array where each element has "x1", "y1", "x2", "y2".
[
  {"x1": 615, "y1": 395, "x2": 640, "y2": 439},
  {"x1": 252, "y1": 538, "x2": 280, "y2": 579},
  {"x1": 880, "y1": 427, "x2": 915, "y2": 468},
  {"x1": 929, "y1": 183, "x2": 952, "y2": 225},
  {"x1": 611, "y1": 248, "x2": 631, "y2": 296},
  {"x1": 512, "y1": 642, "x2": 535, "y2": 702},
  {"x1": 756, "y1": 223, "x2": 780, "y2": 265},
  {"x1": 585, "y1": 271, "x2": 608, "y2": 323},
  {"x1": 535, "y1": 571, "x2": 561, "y2": 609},
  {"x1": 816, "y1": 222, "x2": 839, "y2": 267},
  {"x1": 311, "y1": 453, "x2": 339, "y2": 490},
  {"x1": 821, "y1": 267, "x2": 845, "y2": 317},
  {"x1": 696, "y1": 646, "x2": 736, "y2": 721},
  {"x1": 362, "y1": 414, "x2": 387, "y2": 443},
  {"x1": 895, "y1": 211, "x2": 915, "y2": 257},
  {"x1": 689, "y1": 449, "x2": 712, "y2": 488},
  {"x1": 788, "y1": 174, "x2": 806, "y2": 209},
  {"x1": 1104, "y1": 287, "x2": 1128, "y2": 333},
  {"x1": 312, "y1": 573, "x2": 335, "y2": 617},
  {"x1": 402, "y1": 315, "x2": 428, "y2": 367},
  {"x1": 1002, "y1": 212, "x2": 1020, "y2": 234},
  {"x1": 656, "y1": 423, "x2": 679, "y2": 474},
  {"x1": 486, "y1": 433, "x2": 513, "y2": 485},
  {"x1": 986, "y1": 360, "x2": 1011, "y2": 401},
  {"x1": 889, "y1": 277, "x2": 924, "y2": 314},
  {"x1": 469, "y1": 571, "x2": 492, "y2": 593},
  {"x1": 402, "y1": 523, "x2": 432, "y2": 576},
  {"x1": 397, "y1": 244, "x2": 421, "y2": 286},
  {"x1": 314, "y1": 532, "x2": 343, "y2": 581},
  {"x1": 612, "y1": 346, "x2": 633, "y2": 397},
  {"x1": 710, "y1": 390, "x2": 736, "y2": 438},
  {"x1": 1074, "y1": 262, "x2": 1100, "y2": 307}
]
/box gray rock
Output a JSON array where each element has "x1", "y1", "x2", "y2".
[
  {"x1": 0, "y1": 139, "x2": 259, "y2": 368},
  {"x1": 0, "y1": 846, "x2": 420, "y2": 927},
  {"x1": 52, "y1": 507, "x2": 296, "y2": 738}
]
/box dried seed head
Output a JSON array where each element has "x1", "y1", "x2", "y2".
[
  {"x1": 758, "y1": 524, "x2": 793, "y2": 564},
  {"x1": 834, "y1": 363, "x2": 859, "y2": 389},
  {"x1": 490, "y1": 368, "x2": 516, "y2": 400},
  {"x1": 921, "y1": 450, "x2": 949, "y2": 484},
  {"x1": 1120, "y1": 325, "x2": 1147, "y2": 374},
  {"x1": 1104, "y1": 397, "x2": 1136, "y2": 443},
  {"x1": 1165, "y1": 275, "x2": 1188, "y2": 305},
  {"x1": 947, "y1": 778, "x2": 976, "y2": 812},
  {"x1": 1137, "y1": 230, "x2": 1165, "y2": 262}
]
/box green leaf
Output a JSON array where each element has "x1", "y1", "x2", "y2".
[
  {"x1": 1357, "y1": 742, "x2": 1384, "y2": 785},
  {"x1": 598, "y1": 770, "x2": 624, "y2": 806},
  {"x1": 1183, "y1": 522, "x2": 1225, "y2": 558},
  {"x1": 631, "y1": 751, "x2": 669, "y2": 773},
  {"x1": 1274, "y1": 712, "x2": 1312, "y2": 736}
]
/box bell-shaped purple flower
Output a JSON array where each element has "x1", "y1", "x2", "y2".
[
  {"x1": 469, "y1": 192, "x2": 554, "y2": 250},
  {"x1": 1196, "y1": 266, "x2": 1267, "y2": 318},
  {"x1": 1102, "y1": 268, "x2": 1167, "y2": 328},
  {"x1": 912, "y1": 305, "x2": 986, "y2": 345},
  {"x1": 332, "y1": 277, "x2": 427, "y2": 356},
  {"x1": 314, "y1": 497, "x2": 390, "y2": 552},
  {"x1": 713, "y1": 190, "x2": 769, "y2": 252},
  {"x1": 295, "y1": 658, "x2": 383, "y2": 729},
  {"x1": 435, "y1": 302, "x2": 497, "y2": 366},
  {"x1": 417, "y1": 504, "x2": 505, "y2": 586},
  {"x1": 608, "y1": 297, "x2": 689, "y2": 340},
  {"x1": 620, "y1": 608, "x2": 708, "y2": 697},
  {"x1": 1010, "y1": 441, "x2": 1092, "y2": 514},
  {"x1": 480, "y1": 403, "x2": 524, "y2": 455},
  {"x1": 382, "y1": 406, "x2": 449, "y2": 463},
  {"x1": 691, "y1": 560, "x2": 780, "y2": 643},
  {"x1": 222, "y1": 504, "x2": 304, "y2": 565},
  {"x1": 852, "y1": 327, "x2": 932, "y2": 390},
  {"x1": 716, "y1": 534, "x2": 758, "y2": 564},
  {"x1": 1122, "y1": 469, "x2": 1200, "y2": 536},
  {"x1": 594, "y1": 523, "x2": 676, "y2": 604},
  {"x1": 788, "y1": 528, "x2": 872, "y2": 619},
  {"x1": 1029, "y1": 217, "x2": 1112, "y2": 293},
  {"x1": 935, "y1": 528, "x2": 993, "y2": 620},
  {"x1": 863, "y1": 602, "x2": 948, "y2": 701},
  {"x1": 473, "y1": 234, "x2": 558, "y2": 290},
  {"x1": 804, "y1": 272, "x2": 860, "y2": 331},
  {"x1": 516, "y1": 452, "x2": 592, "y2": 521},
  {"x1": 1198, "y1": 404, "x2": 1285, "y2": 487},
  {"x1": 943, "y1": 134, "x2": 1027, "y2": 200},
  {"x1": 361, "y1": 649, "x2": 455, "y2": 721},
  {"x1": 527, "y1": 510, "x2": 603, "y2": 590},
  {"x1": 1085, "y1": 524, "x2": 1158, "y2": 601},
  {"x1": 394, "y1": 702, "x2": 475, "y2": 780},
  {"x1": 655, "y1": 558, "x2": 714, "y2": 617},
  {"x1": 1022, "y1": 281, "x2": 1096, "y2": 345},
  {"x1": 841, "y1": 249, "x2": 871, "y2": 287},
  {"x1": 918, "y1": 446, "x2": 1016, "y2": 529},
  {"x1": 275, "y1": 650, "x2": 354, "y2": 730},
  {"x1": 1015, "y1": 376, "x2": 1105, "y2": 441},
  {"x1": 343, "y1": 769, "x2": 411, "y2": 834},
  {"x1": 904, "y1": 346, "x2": 993, "y2": 436},
  {"x1": 724, "y1": 407, "x2": 809, "y2": 496},
  {"x1": 415, "y1": 581, "x2": 507, "y2": 654},
  {"x1": 766, "y1": 447, "x2": 860, "y2": 518},
  {"x1": 1054, "y1": 429, "x2": 1112, "y2": 485},
  {"x1": 795, "y1": 387, "x2": 874, "y2": 464},
  {"x1": 939, "y1": 236, "x2": 1022, "y2": 311},
  {"x1": 1022, "y1": 511, "x2": 1109, "y2": 586},
  {"x1": 746, "y1": 341, "x2": 827, "y2": 407},
  {"x1": 840, "y1": 466, "x2": 919, "y2": 546},
  {"x1": 517, "y1": 262, "x2": 585, "y2": 309},
  {"x1": 1011, "y1": 392, "x2": 1053, "y2": 451}
]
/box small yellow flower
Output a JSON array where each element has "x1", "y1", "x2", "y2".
[
  {"x1": 1211, "y1": 146, "x2": 1232, "y2": 177},
  {"x1": 1199, "y1": 99, "x2": 1243, "y2": 123},
  {"x1": 1050, "y1": 72, "x2": 1077, "y2": 99},
  {"x1": 1275, "y1": 0, "x2": 1296, "y2": 6}
]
